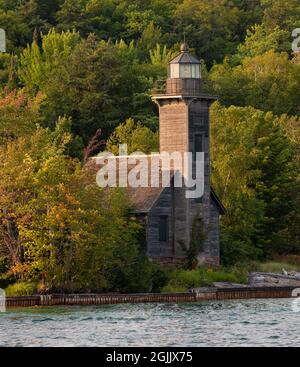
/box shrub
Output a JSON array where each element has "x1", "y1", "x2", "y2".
[
  {"x1": 150, "y1": 264, "x2": 171, "y2": 293},
  {"x1": 161, "y1": 267, "x2": 249, "y2": 292},
  {"x1": 0, "y1": 257, "x2": 15, "y2": 289},
  {"x1": 5, "y1": 282, "x2": 38, "y2": 297},
  {"x1": 174, "y1": 270, "x2": 203, "y2": 288}
]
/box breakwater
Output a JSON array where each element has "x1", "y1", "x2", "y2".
[{"x1": 5, "y1": 286, "x2": 298, "y2": 308}]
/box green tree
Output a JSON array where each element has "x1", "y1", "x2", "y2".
[
  {"x1": 0, "y1": 88, "x2": 43, "y2": 144},
  {"x1": 211, "y1": 103, "x2": 299, "y2": 264},
  {"x1": 261, "y1": 0, "x2": 300, "y2": 31},
  {"x1": 0, "y1": 8, "x2": 31, "y2": 53},
  {"x1": 236, "y1": 24, "x2": 290, "y2": 60},
  {"x1": 174, "y1": 0, "x2": 254, "y2": 66},
  {"x1": 107, "y1": 118, "x2": 159, "y2": 155},
  {"x1": 210, "y1": 50, "x2": 300, "y2": 116},
  {"x1": 19, "y1": 29, "x2": 81, "y2": 94},
  {"x1": 19, "y1": 31, "x2": 154, "y2": 146},
  {"x1": 0, "y1": 119, "x2": 146, "y2": 290}
]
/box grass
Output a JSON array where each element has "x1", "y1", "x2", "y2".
[
  {"x1": 161, "y1": 267, "x2": 248, "y2": 293},
  {"x1": 160, "y1": 260, "x2": 300, "y2": 293},
  {"x1": 255, "y1": 261, "x2": 300, "y2": 273},
  {"x1": 161, "y1": 285, "x2": 188, "y2": 293},
  {"x1": 4, "y1": 259, "x2": 300, "y2": 296}
]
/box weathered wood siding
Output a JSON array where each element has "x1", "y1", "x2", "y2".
[
  {"x1": 147, "y1": 186, "x2": 174, "y2": 257},
  {"x1": 159, "y1": 100, "x2": 189, "y2": 154},
  {"x1": 150, "y1": 97, "x2": 221, "y2": 265}
]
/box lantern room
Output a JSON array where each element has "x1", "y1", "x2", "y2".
[{"x1": 168, "y1": 43, "x2": 201, "y2": 79}]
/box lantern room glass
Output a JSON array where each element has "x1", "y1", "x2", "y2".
[
  {"x1": 169, "y1": 63, "x2": 200, "y2": 79},
  {"x1": 170, "y1": 64, "x2": 179, "y2": 78}
]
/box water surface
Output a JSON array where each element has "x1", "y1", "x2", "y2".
[{"x1": 0, "y1": 299, "x2": 299, "y2": 347}]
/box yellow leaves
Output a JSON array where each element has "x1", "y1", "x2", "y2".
[
  {"x1": 47, "y1": 204, "x2": 70, "y2": 226},
  {"x1": 22, "y1": 153, "x2": 35, "y2": 168},
  {"x1": 9, "y1": 263, "x2": 30, "y2": 277},
  {"x1": 28, "y1": 91, "x2": 46, "y2": 113},
  {"x1": 243, "y1": 50, "x2": 290, "y2": 76}
]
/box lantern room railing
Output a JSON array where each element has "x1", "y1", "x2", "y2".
[{"x1": 152, "y1": 78, "x2": 203, "y2": 96}]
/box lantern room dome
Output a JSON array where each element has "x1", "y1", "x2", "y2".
[
  {"x1": 168, "y1": 43, "x2": 201, "y2": 79},
  {"x1": 180, "y1": 42, "x2": 189, "y2": 52}
]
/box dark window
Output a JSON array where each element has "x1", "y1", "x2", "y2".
[
  {"x1": 194, "y1": 134, "x2": 203, "y2": 160},
  {"x1": 159, "y1": 216, "x2": 168, "y2": 242},
  {"x1": 191, "y1": 113, "x2": 205, "y2": 126}
]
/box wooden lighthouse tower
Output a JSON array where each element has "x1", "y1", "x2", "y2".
[{"x1": 151, "y1": 43, "x2": 224, "y2": 266}]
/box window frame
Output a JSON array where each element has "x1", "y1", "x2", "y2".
[{"x1": 158, "y1": 215, "x2": 169, "y2": 242}]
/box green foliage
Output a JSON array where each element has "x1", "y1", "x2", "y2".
[
  {"x1": 161, "y1": 285, "x2": 187, "y2": 293},
  {"x1": 0, "y1": 53, "x2": 17, "y2": 87},
  {"x1": 150, "y1": 264, "x2": 171, "y2": 293},
  {"x1": 111, "y1": 256, "x2": 155, "y2": 293},
  {"x1": 0, "y1": 121, "x2": 147, "y2": 291},
  {"x1": 139, "y1": 22, "x2": 162, "y2": 51},
  {"x1": 210, "y1": 51, "x2": 300, "y2": 116},
  {"x1": 0, "y1": 88, "x2": 43, "y2": 144},
  {"x1": 107, "y1": 118, "x2": 159, "y2": 155},
  {"x1": 235, "y1": 24, "x2": 290, "y2": 60},
  {"x1": 173, "y1": 0, "x2": 262, "y2": 66},
  {"x1": 0, "y1": 7, "x2": 31, "y2": 53},
  {"x1": 18, "y1": 31, "x2": 154, "y2": 145},
  {"x1": 19, "y1": 29, "x2": 81, "y2": 94},
  {"x1": 0, "y1": 256, "x2": 14, "y2": 288},
  {"x1": 211, "y1": 103, "x2": 299, "y2": 264},
  {"x1": 261, "y1": 0, "x2": 300, "y2": 31},
  {"x1": 161, "y1": 267, "x2": 248, "y2": 292},
  {"x1": 5, "y1": 282, "x2": 38, "y2": 296},
  {"x1": 149, "y1": 43, "x2": 177, "y2": 68},
  {"x1": 187, "y1": 216, "x2": 206, "y2": 269}
]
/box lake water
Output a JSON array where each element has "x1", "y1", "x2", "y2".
[{"x1": 0, "y1": 298, "x2": 299, "y2": 347}]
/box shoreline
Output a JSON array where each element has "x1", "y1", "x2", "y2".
[{"x1": 4, "y1": 286, "x2": 298, "y2": 308}]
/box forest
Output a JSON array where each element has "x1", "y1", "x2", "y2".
[{"x1": 0, "y1": 0, "x2": 300, "y2": 294}]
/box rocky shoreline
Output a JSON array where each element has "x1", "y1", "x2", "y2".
[{"x1": 196, "y1": 271, "x2": 300, "y2": 291}]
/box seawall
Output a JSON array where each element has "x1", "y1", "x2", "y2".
[{"x1": 4, "y1": 286, "x2": 298, "y2": 308}]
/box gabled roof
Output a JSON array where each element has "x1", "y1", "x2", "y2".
[
  {"x1": 126, "y1": 186, "x2": 166, "y2": 214},
  {"x1": 129, "y1": 186, "x2": 226, "y2": 215},
  {"x1": 86, "y1": 156, "x2": 175, "y2": 214},
  {"x1": 169, "y1": 51, "x2": 200, "y2": 64},
  {"x1": 210, "y1": 188, "x2": 226, "y2": 215},
  {"x1": 86, "y1": 158, "x2": 225, "y2": 215}
]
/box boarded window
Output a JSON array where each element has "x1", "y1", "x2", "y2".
[{"x1": 159, "y1": 216, "x2": 168, "y2": 242}]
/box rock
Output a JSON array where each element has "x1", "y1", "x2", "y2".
[{"x1": 249, "y1": 272, "x2": 300, "y2": 287}]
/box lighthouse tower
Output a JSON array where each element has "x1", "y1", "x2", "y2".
[{"x1": 151, "y1": 43, "x2": 223, "y2": 266}]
